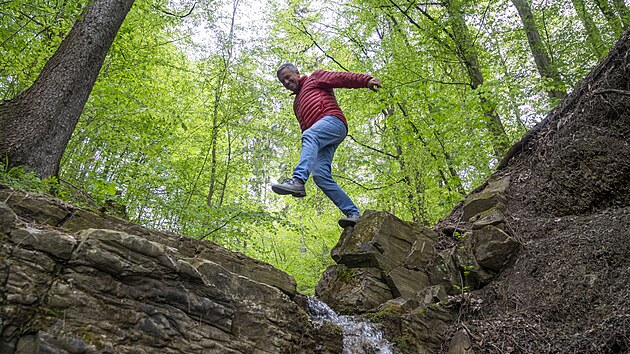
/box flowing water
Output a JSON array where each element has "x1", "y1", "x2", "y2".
[{"x1": 306, "y1": 297, "x2": 399, "y2": 354}]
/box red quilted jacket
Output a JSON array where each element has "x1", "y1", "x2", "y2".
[{"x1": 293, "y1": 70, "x2": 373, "y2": 132}]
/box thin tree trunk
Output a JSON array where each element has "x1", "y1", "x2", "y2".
[
  {"x1": 0, "y1": 0, "x2": 136, "y2": 178},
  {"x1": 571, "y1": 0, "x2": 607, "y2": 58},
  {"x1": 218, "y1": 127, "x2": 233, "y2": 207},
  {"x1": 612, "y1": 0, "x2": 630, "y2": 28},
  {"x1": 207, "y1": 0, "x2": 238, "y2": 207},
  {"x1": 593, "y1": 0, "x2": 624, "y2": 35},
  {"x1": 443, "y1": 0, "x2": 510, "y2": 158},
  {"x1": 511, "y1": 0, "x2": 567, "y2": 100}
]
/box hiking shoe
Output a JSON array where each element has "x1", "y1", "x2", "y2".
[
  {"x1": 338, "y1": 214, "x2": 360, "y2": 228},
  {"x1": 271, "y1": 178, "x2": 306, "y2": 198}
]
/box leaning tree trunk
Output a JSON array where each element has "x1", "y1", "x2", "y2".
[
  {"x1": 571, "y1": 0, "x2": 607, "y2": 59},
  {"x1": 593, "y1": 0, "x2": 625, "y2": 35},
  {"x1": 0, "y1": 0, "x2": 136, "y2": 178},
  {"x1": 511, "y1": 0, "x2": 567, "y2": 100},
  {"x1": 444, "y1": 0, "x2": 510, "y2": 158}
]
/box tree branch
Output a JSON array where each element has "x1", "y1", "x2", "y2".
[
  {"x1": 298, "y1": 24, "x2": 350, "y2": 72},
  {"x1": 347, "y1": 134, "x2": 399, "y2": 159},
  {"x1": 153, "y1": 1, "x2": 197, "y2": 18},
  {"x1": 17, "y1": 10, "x2": 44, "y2": 26},
  {"x1": 387, "y1": 0, "x2": 457, "y2": 55},
  {"x1": 59, "y1": 178, "x2": 98, "y2": 204},
  {"x1": 389, "y1": 77, "x2": 468, "y2": 88},
  {"x1": 202, "y1": 212, "x2": 242, "y2": 238},
  {"x1": 333, "y1": 174, "x2": 406, "y2": 191}
]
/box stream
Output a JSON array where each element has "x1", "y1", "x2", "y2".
[{"x1": 306, "y1": 297, "x2": 399, "y2": 354}]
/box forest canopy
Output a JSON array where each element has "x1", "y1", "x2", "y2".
[{"x1": 1, "y1": 0, "x2": 626, "y2": 292}]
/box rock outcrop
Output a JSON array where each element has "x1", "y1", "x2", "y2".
[
  {"x1": 0, "y1": 187, "x2": 342, "y2": 353},
  {"x1": 315, "y1": 178, "x2": 520, "y2": 353}
]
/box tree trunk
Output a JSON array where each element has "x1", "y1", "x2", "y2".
[
  {"x1": 207, "y1": 0, "x2": 238, "y2": 207},
  {"x1": 571, "y1": 0, "x2": 607, "y2": 58},
  {"x1": 612, "y1": 0, "x2": 630, "y2": 28},
  {"x1": 443, "y1": 0, "x2": 510, "y2": 158},
  {"x1": 593, "y1": 0, "x2": 624, "y2": 35},
  {"x1": 0, "y1": 0, "x2": 135, "y2": 178},
  {"x1": 511, "y1": 0, "x2": 567, "y2": 100}
]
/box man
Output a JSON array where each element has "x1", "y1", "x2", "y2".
[{"x1": 272, "y1": 63, "x2": 381, "y2": 228}]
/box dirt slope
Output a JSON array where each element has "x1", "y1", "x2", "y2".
[{"x1": 437, "y1": 31, "x2": 630, "y2": 353}]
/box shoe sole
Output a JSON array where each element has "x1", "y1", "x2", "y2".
[
  {"x1": 338, "y1": 219, "x2": 357, "y2": 228},
  {"x1": 271, "y1": 184, "x2": 306, "y2": 198}
]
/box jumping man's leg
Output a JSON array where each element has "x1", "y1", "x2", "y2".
[
  {"x1": 272, "y1": 116, "x2": 360, "y2": 227},
  {"x1": 292, "y1": 116, "x2": 344, "y2": 182},
  {"x1": 274, "y1": 116, "x2": 344, "y2": 192},
  {"x1": 308, "y1": 118, "x2": 360, "y2": 227},
  {"x1": 312, "y1": 144, "x2": 360, "y2": 218}
]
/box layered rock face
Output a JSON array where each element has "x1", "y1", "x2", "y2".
[
  {"x1": 0, "y1": 187, "x2": 342, "y2": 354},
  {"x1": 315, "y1": 177, "x2": 519, "y2": 353}
]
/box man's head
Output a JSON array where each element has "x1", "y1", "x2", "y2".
[{"x1": 277, "y1": 63, "x2": 301, "y2": 93}]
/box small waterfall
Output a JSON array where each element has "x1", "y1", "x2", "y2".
[{"x1": 306, "y1": 297, "x2": 399, "y2": 354}]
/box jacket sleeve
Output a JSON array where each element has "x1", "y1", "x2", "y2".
[{"x1": 312, "y1": 70, "x2": 373, "y2": 89}]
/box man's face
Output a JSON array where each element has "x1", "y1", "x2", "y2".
[{"x1": 277, "y1": 68, "x2": 301, "y2": 93}]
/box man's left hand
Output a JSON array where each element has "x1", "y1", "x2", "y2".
[{"x1": 368, "y1": 78, "x2": 382, "y2": 92}]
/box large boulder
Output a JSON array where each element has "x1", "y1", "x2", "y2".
[
  {"x1": 462, "y1": 177, "x2": 510, "y2": 221},
  {"x1": 325, "y1": 211, "x2": 447, "y2": 306},
  {"x1": 315, "y1": 264, "x2": 393, "y2": 314},
  {"x1": 472, "y1": 226, "x2": 519, "y2": 272},
  {"x1": 331, "y1": 210, "x2": 429, "y2": 272}
]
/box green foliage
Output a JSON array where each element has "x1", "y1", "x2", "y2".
[
  {"x1": 462, "y1": 265, "x2": 474, "y2": 277},
  {"x1": 453, "y1": 284, "x2": 472, "y2": 293},
  {"x1": 0, "y1": 163, "x2": 62, "y2": 197}
]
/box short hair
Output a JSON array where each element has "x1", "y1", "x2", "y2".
[{"x1": 277, "y1": 63, "x2": 299, "y2": 78}]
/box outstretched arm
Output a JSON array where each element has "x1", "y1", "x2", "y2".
[{"x1": 314, "y1": 70, "x2": 380, "y2": 90}]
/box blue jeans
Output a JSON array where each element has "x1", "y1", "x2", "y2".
[{"x1": 293, "y1": 116, "x2": 360, "y2": 217}]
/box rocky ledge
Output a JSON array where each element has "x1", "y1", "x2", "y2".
[{"x1": 0, "y1": 186, "x2": 342, "y2": 353}]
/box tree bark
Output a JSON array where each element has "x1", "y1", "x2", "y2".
[
  {"x1": 511, "y1": 0, "x2": 567, "y2": 100},
  {"x1": 0, "y1": 0, "x2": 136, "y2": 178}
]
